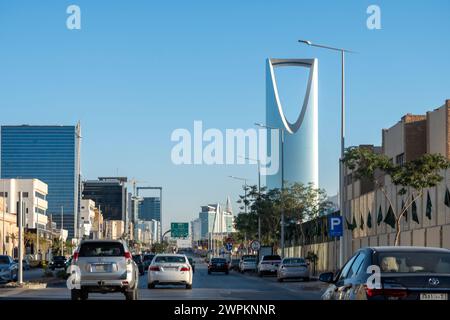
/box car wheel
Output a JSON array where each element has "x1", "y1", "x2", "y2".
[
  {"x1": 303, "y1": 277, "x2": 310, "y2": 282},
  {"x1": 148, "y1": 282, "x2": 155, "y2": 289},
  {"x1": 125, "y1": 288, "x2": 138, "y2": 300},
  {"x1": 186, "y1": 284, "x2": 192, "y2": 290},
  {"x1": 71, "y1": 289, "x2": 82, "y2": 300}
]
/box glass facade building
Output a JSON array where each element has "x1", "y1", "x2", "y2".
[
  {"x1": 1, "y1": 125, "x2": 81, "y2": 238},
  {"x1": 138, "y1": 197, "x2": 161, "y2": 222},
  {"x1": 82, "y1": 178, "x2": 127, "y2": 222}
]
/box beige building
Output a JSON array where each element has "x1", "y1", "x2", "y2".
[
  {"x1": 282, "y1": 99, "x2": 450, "y2": 273},
  {"x1": 104, "y1": 220, "x2": 125, "y2": 240},
  {"x1": 91, "y1": 207, "x2": 104, "y2": 239},
  {"x1": 347, "y1": 99, "x2": 450, "y2": 257},
  {"x1": 0, "y1": 198, "x2": 19, "y2": 257}
]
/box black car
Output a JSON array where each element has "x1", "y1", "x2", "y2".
[
  {"x1": 208, "y1": 258, "x2": 229, "y2": 274},
  {"x1": 188, "y1": 257, "x2": 195, "y2": 273},
  {"x1": 132, "y1": 254, "x2": 145, "y2": 275},
  {"x1": 320, "y1": 246, "x2": 450, "y2": 300},
  {"x1": 49, "y1": 256, "x2": 67, "y2": 270},
  {"x1": 142, "y1": 253, "x2": 155, "y2": 271}
]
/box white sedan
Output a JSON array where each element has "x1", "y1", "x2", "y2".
[{"x1": 147, "y1": 254, "x2": 193, "y2": 289}]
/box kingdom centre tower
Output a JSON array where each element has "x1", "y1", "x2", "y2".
[{"x1": 265, "y1": 58, "x2": 319, "y2": 189}]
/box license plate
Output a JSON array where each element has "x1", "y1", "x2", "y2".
[
  {"x1": 92, "y1": 264, "x2": 110, "y2": 272},
  {"x1": 420, "y1": 293, "x2": 448, "y2": 300}
]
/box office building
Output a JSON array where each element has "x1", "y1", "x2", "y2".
[
  {"x1": 266, "y1": 58, "x2": 319, "y2": 189},
  {"x1": 82, "y1": 177, "x2": 128, "y2": 222},
  {"x1": 139, "y1": 197, "x2": 161, "y2": 222},
  {"x1": 1, "y1": 124, "x2": 81, "y2": 238}
]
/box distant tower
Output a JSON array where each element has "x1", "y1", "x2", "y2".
[
  {"x1": 225, "y1": 196, "x2": 233, "y2": 214},
  {"x1": 265, "y1": 58, "x2": 319, "y2": 189}
]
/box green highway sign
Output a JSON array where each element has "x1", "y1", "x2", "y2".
[{"x1": 171, "y1": 222, "x2": 189, "y2": 238}]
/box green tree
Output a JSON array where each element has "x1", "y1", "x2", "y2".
[{"x1": 343, "y1": 146, "x2": 450, "y2": 246}]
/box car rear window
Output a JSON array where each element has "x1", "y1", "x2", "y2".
[
  {"x1": 263, "y1": 255, "x2": 281, "y2": 261},
  {"x1": 154, "y1": 256, "x2": 186, "y2": 263},
  {"x1": 243, "y1": 257, "x2": 256, "y2": 262},
  {"x1": 79, "y1": 242, "x2": 125, "y2": 257},
  {"x1": 378, "y1": 252, "x2": 450, "y2": 273},
  {"x1": 211, "y1": 258, "x2": 226, "y2": 263},
  {"x1": 284, "y1": 258, "x2": 306, "y2": 264}
]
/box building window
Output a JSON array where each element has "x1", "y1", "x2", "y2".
[
  {"x1": 21, "y1": 192, "x2": 29, "y2": 198},
  {"x1": 396, "y1": 153, "x2": 405, "y2": 166},
  {"x1": 0, "y1": 192, "x2": 8, "y2": 197},
  {"x1": 35, "y1": 191, "x2": 46, "y2": 200},
  {"x1": 35, "y1": 207, "x2": 46, "y2": 215}
]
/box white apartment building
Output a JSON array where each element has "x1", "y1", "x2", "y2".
[
  {"x1": 80, "y1": 199, "x2": 96, "y2": 238},
  {"x1": 0, "y1": 178, "x2": 48, "y2": 230}
]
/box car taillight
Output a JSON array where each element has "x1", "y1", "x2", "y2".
[
  {"x1": 180, "y1": 266, "x2": 190, "y2": 272},
  {"x1": 149, "y1": 266, "x2": 160, "y2": 271},
  {"x1": 365, "y1": 285, "x2": 408, "y2": 299},
  {"x1": 124, "y1": 252, "x2": 132, "y2": 259},
  {"x1": 73, "y1": 252, "x2": 79, "y2": 262}
]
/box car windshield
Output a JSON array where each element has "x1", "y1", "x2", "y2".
[
  {"x1": 154, "y1": 256, "x2": 186, "y2": 263},
  {"x1": 79, "y1": 242, "x2": 125, "y2": 257},
  {"x1": 378, "y1": 252, "x2": 450, "y2": 273},
  {"x1": 53, "y1": 256, "x2": 65, "y2": 260},
  {"x1": 263, "y1": 255, "x2": 281, "y2": 261},
  {"x1": 0, "y1": 256, "x2": 10, "y2": 264},
  {"x1": 211, "y1": 258, "x2": 226, "y2": 263},
  {"x1": 284, "y1": 258, "x2": 306, "y2": 264}
]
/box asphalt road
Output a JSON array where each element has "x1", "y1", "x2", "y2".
[{"x1": 0, "y1": 258, "x2": 327, "y2": 300}]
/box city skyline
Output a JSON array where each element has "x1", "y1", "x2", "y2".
[{"x1": 1, "y1": 1, "x2": 449, "y2": 232}]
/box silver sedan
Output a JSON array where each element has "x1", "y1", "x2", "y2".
[{"x1": 277, "y1": 257, "x2": 310, "y2": 282}]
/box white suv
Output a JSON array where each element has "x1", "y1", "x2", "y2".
[
  {"x1": 69, "y1": 240, "x2": 139, "y2": 300},
  {"x1": 257, "y1": 255, "x2": 282, "y2": 277}
]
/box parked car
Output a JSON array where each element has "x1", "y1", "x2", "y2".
[
  {"x1": 277, "y1": 257, "x2": 310, "y2": 282},
  {"x1": 49, "y1": 256, "x2": 67, "y2": 270},
  {"x1": 239, "y1": 256, "x2": 257, "y2": 273},
  {"x1": 14, "y1": 259, "x2": 31, "y2": 271},
  {"x1": 65, "y1": 256, "x2": 73, "y2": 271},
  {"x1": 147, "y1": 254, "x2": 193, "y2": 289},
  {"x1": 188, "y1": 257, "x2": 196, "y2": 273},
  {"x1": 208, "y1": 257, "x2": 229, "y2": 274},
  {"x1": 0, "y1": 255, "x2": 18, "y2": 283},
  {"x1": 70, "y1": 240, "x2": 139, "y2": 300},
  {"x1": 133, "y1": 254, "x2": 145, "y2": 275},
  {"x1": 230, "y1": 258, "x2": 240, "y2": 271},
  {"x1": 257, "y1": 255, "x2": 282, "y2": 277},
  {"x1": 320, "y1": 246, "x2": 450, "y2": 300},
  {"x1": 143, "y1": 253, "x2": 155, "y2": 271}
]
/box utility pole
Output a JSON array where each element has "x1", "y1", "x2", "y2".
[
  {"x1": 61, "y1": 206, "x2": 64, "y2": 256},
  {"x1": 2, "y1": 179, "x2": 5, "y2": 255},
  {"x1": 18, "y1": 192, "x2": 24, "y2": 284}
]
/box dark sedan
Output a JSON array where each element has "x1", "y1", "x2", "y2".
[
  {"x1": 208, "y1": 258, "x2": 229, "y2": 274},
  {"x1": 49, "y1": 256, "x2": 67, "y2": 270},
  {"x1": 188, "y1": 257, "x2": 196, "y2": 273},
  {"x1": 320, "y1": 246, "x2": 450, "y2": 300}
]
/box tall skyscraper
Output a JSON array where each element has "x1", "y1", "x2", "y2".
[
  {"x1": 82, "y1": 177, "x2": 128, "y2": 223},
  {"x1": 138, "y1": 197, "x2": 161, "y2": 222},
  {"x1": 1, "y1": 124, "x2": 81, "y2": 238},
  {"x1": 266, "y1": 58, "x2": 319, "y2": 189}
]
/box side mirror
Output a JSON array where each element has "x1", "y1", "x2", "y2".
[{"x1": 319, "y1": 272, "x2": 335, "y2": 283}]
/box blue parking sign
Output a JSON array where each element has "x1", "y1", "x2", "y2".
[
  {"x1": 328, "y1": 216, "x2": 343, "y2": 237},
  {"x1": 226, "y1": 243, "x2": 233, "y2": 251}
]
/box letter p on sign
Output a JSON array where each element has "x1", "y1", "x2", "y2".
[{"x1": 328, "y1": 216, "x2": 343, "y2": 237}]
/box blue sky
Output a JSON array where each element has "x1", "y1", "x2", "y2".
[{"x1": 1, "y1": 1, "x2": 449, "y2": 231}]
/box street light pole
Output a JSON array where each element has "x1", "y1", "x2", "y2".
[
  {"x1": 18, "y1": 192, "x2": 23, "y2": 285},
  {"x1": 298, "y1": 39, "x2": 354, "y2": 267},
  {"x1": 228, "y1": 175, "x2": 249, "y2": 253},
  {"x1": 255, "y1": 123, "x2": 285, "y2": 258}
]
